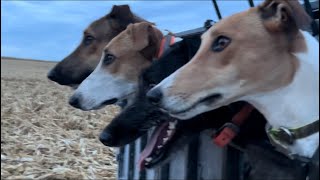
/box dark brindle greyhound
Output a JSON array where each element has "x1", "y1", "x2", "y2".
[
  {"x1": 100, "y1": 37, "x2": 311, "y2": 179},
  {"x1": 47, "y1": 5, "x2": 147, "y2": 87}
]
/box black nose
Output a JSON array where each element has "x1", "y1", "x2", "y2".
[
  {"x1": 47, "y1": 69, "x2": 59, "y2": 81},
  {"x1": 99, "y1": 131, "x2": 113, "y2": 146},
  {"x1": 147, "y1": 88, "x2": 163, "y2": 105},
  {"x1": 47, "y1": 67, "x2": 75, "y2": 85},
  {"x1": 69, "y1": 94, "x2": 82, "y2": 109}
]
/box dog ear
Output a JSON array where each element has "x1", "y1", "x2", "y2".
[
  {"x1": 258, "y1": 0, "x2": 311, "y2": 33},
  {"x1": 140, "y1": 24, "x2": 163, "y2": 60},
  {"x1": 108, "y1": 5, "x2": 135, "y2": 28},
  {"x1": 130, "y1": 22, "x2": 163, "y2": 60}
]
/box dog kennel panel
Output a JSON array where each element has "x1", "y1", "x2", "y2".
[
  {"x1": 117, "y1": 145, "x2": 130, "y2": 180},
  {"x1": 133, "y1": 138, "x2": 141, "y2": 180},
  {"x1": 145, "y1": 130, "x2": 160, "y2": 180},
  {"x1": 116, "y1": 1, "x2": 319, "y2": 180},
  {"x1": 167, "y1": 143, "x2": 189, "y2": 179},
  {"x1": 197, "y1": 131, "x2": 226, "y2": 180}
]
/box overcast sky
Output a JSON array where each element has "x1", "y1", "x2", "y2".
[{"x1": 0, "y1": 0, "x2": 284, "y2": 61}]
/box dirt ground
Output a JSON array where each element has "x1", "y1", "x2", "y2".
[{"x1": 1, "y1": 58, "x2": 120, "y2": 179}]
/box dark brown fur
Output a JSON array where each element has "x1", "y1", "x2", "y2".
[{"x1": 47, "y1": 5, "x2": 149, "y2": 86}]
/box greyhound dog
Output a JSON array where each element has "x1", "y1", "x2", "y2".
[
  {"x1": 47, "y1": 5, "x2": 148, "y2": 87},
  {"x1": 100, "y1": 37, "x2": 309, "y2": 179},
  {"x1": 148, "y1": 0, "x2": 319, "y2": 158},
  {"x1": 69, "y1": 22, "x2": 163, "y2": 110}
]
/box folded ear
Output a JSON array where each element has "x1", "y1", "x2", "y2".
[
  {"x1": 140, "y1": 24, "x2": 163, "y2": 60},
  {"x1": 258, "y1": 0, "x2": 312, "y2": 33},
  {"x1": 107, "y1": 5, "x2": 135, "y2": 28},
  {"x1": 129, "y1": 22, "x2": 163, "y2": 60}
]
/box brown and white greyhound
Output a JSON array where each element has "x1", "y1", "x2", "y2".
[
  {"x1": 47, "y1": 5, "x2": 147, "y2": 87},
  {"x1": 148, "y1": 0, "x2": 319, "y2": 158},
  {"x1": 69, "y1": 22, "x2": 163, "y2": 110}
]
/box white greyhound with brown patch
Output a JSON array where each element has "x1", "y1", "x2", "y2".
[
  {"x1": 147, "y1": 0, "x2": 319, "y2": 158},
  {"x1": 69, "y1": 22, "x2": 163, "y2": 110}
]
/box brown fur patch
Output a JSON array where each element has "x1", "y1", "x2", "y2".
[
  {"x1": 259, "y1": 0, "x2": 312, "y2": 31},
  {"x1": 48, "y1": 5, "x2": 148, "y2": 85},
  {"x1": 101, "y1": 22, "x2": 163, "y2": 82},
  {"x1": 168, "y1": 0, "x2": 308, "y2": 102}
]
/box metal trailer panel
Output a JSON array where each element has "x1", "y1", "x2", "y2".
[
  {"x1": 115, "y1": 1, "x2": 319, "y2": 179},
  {"x1": 197, "y1": 131, "x2": 225, "y2": 180}
]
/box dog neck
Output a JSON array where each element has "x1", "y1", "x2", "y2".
[{"x1": 243, "y1": 31, "x2": 319, "y2": 158}]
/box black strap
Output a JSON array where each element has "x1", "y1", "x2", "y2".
[
  {"x1": 293, "y1": 120, "x2": 319, "y2": 139},
  {"x1": 269, "y1": 120, "x2": 319, "y2": 146}
]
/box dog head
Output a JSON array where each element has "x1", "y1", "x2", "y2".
[
  {"x1": 47, "y1": 5, "x2": 147, "y2": 87},
  {"x1": 98, "y1": 37, "x2": 215, "y2": 169},
  {"x1": 99, "y1": 37, "x2": 268, "y2": 170},
  {"x1": 98, "y1": 38, "x2": 198, "y2": 146},
  {"x1": 69, "y1": 22, "x2": 163, "y2": 110},
  {"x1": 147, "y1": 0, "x2": 311, "y2": 119}
]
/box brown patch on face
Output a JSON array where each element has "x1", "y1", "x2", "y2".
[
  {"x1": 259, "y1": 0, "x2": 312, "y2": 32},
  {"x1": 47, "y1": 5, "x2": 148, "y2": 86},
  {"x1": 100, "y1": 22, "x2": 163, "y2": 82},
  {"x1": 167, "y1": 0, "x2": 309, "y2": 102}
]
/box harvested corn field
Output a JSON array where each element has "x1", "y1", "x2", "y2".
[{"x1": 1, "y1": 58, "x2": 120, "y2": 179}]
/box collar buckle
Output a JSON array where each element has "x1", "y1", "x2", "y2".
[
  {"x1": 269, "y1": 126, "x2": 294, "y2": 145},
  {"x1": 277, "y1": 127, "x2": 295, "y2": 145}
]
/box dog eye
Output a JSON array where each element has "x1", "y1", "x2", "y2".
[
  {"x1": 212, "y1": 36, "x2": 231, "y2": 52},
  {"x1": 83, "y1": 35, "x2": 95, "y2": 46},
  {"x1": 103, "y1": 53, "x2": 116, "y2": 65}
]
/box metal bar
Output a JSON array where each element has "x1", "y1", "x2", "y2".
[
  {"x1": 248, "y1": 0, "x2": 254, "y2": 7},
  {"x1": 174, "y1": 27, "x2": 207, "y2": 38},
  {"x1": 212, "y1": 0, "x2": 222, "y2": 19},
  {"x1": 139, "y1": 135, "x2": 148, "y2": 180},
  {"x1": 187, "y1": 135, "x2": 199, "y2": 179},
  {"x1": 128, "y1": 142, "x2": 136, "y2": 180},
  {"x1": 118, "y1": 147, "x2": 125, "y2": 178},
  {"x1": 224, "y1": 146, "x2": 241, "y2": 180},
  {"x1": 160, "y1": 164, "x2": 170, "y2": 180}
]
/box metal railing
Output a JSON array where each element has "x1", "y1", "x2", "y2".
[{"x1": 211, "y1": 0, "x2": 319, "y2": 36}]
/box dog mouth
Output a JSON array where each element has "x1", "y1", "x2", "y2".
[
  {"x1": 95, "y1": 98, "x2": 118, "y2": 109},
  {"x1": 138, "y1": 120, "x2": 178, "y2": 170},
  {"x1": 102, "y1": 98, "x2": 118, "y2": 106},
  {"x1": 91, "y1": 92, "x2": 136, "y2": 110},
  {"x1": 170, "y1": 93, "x2": 223, "y2": 115},
  {"x1": 89, "y1": 98, "x2": 119, "y2": 110}
]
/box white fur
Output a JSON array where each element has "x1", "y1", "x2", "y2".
[
  {"x1": 242, "y1": 31, "x2": 319, "y2": 157},
  {"x1": 72, "y1": 60, "x2": 136, "y2": 110},
  {"x1": 154, "y1": 64, "x2": 242, "y2": 120},
  {"x1": 153, "y1": 31, "x2": 319, "y2": 157}
]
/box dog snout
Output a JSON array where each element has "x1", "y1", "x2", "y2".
[
  {"x1": 47, "y1": 67, "x2": 73, "y2": 85},
  {"x1": 47, "y1": 69, "x2": 59, "y2": 82},
  {"x1": 147, "y1": 88, "x2": 163, "y2": 105},
  {"x1": 99, "y1": 131, "x2": 114, "y2": 146},
  {"x1": 69, "y1": 94, "x2": 82, "y2": 109}
]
